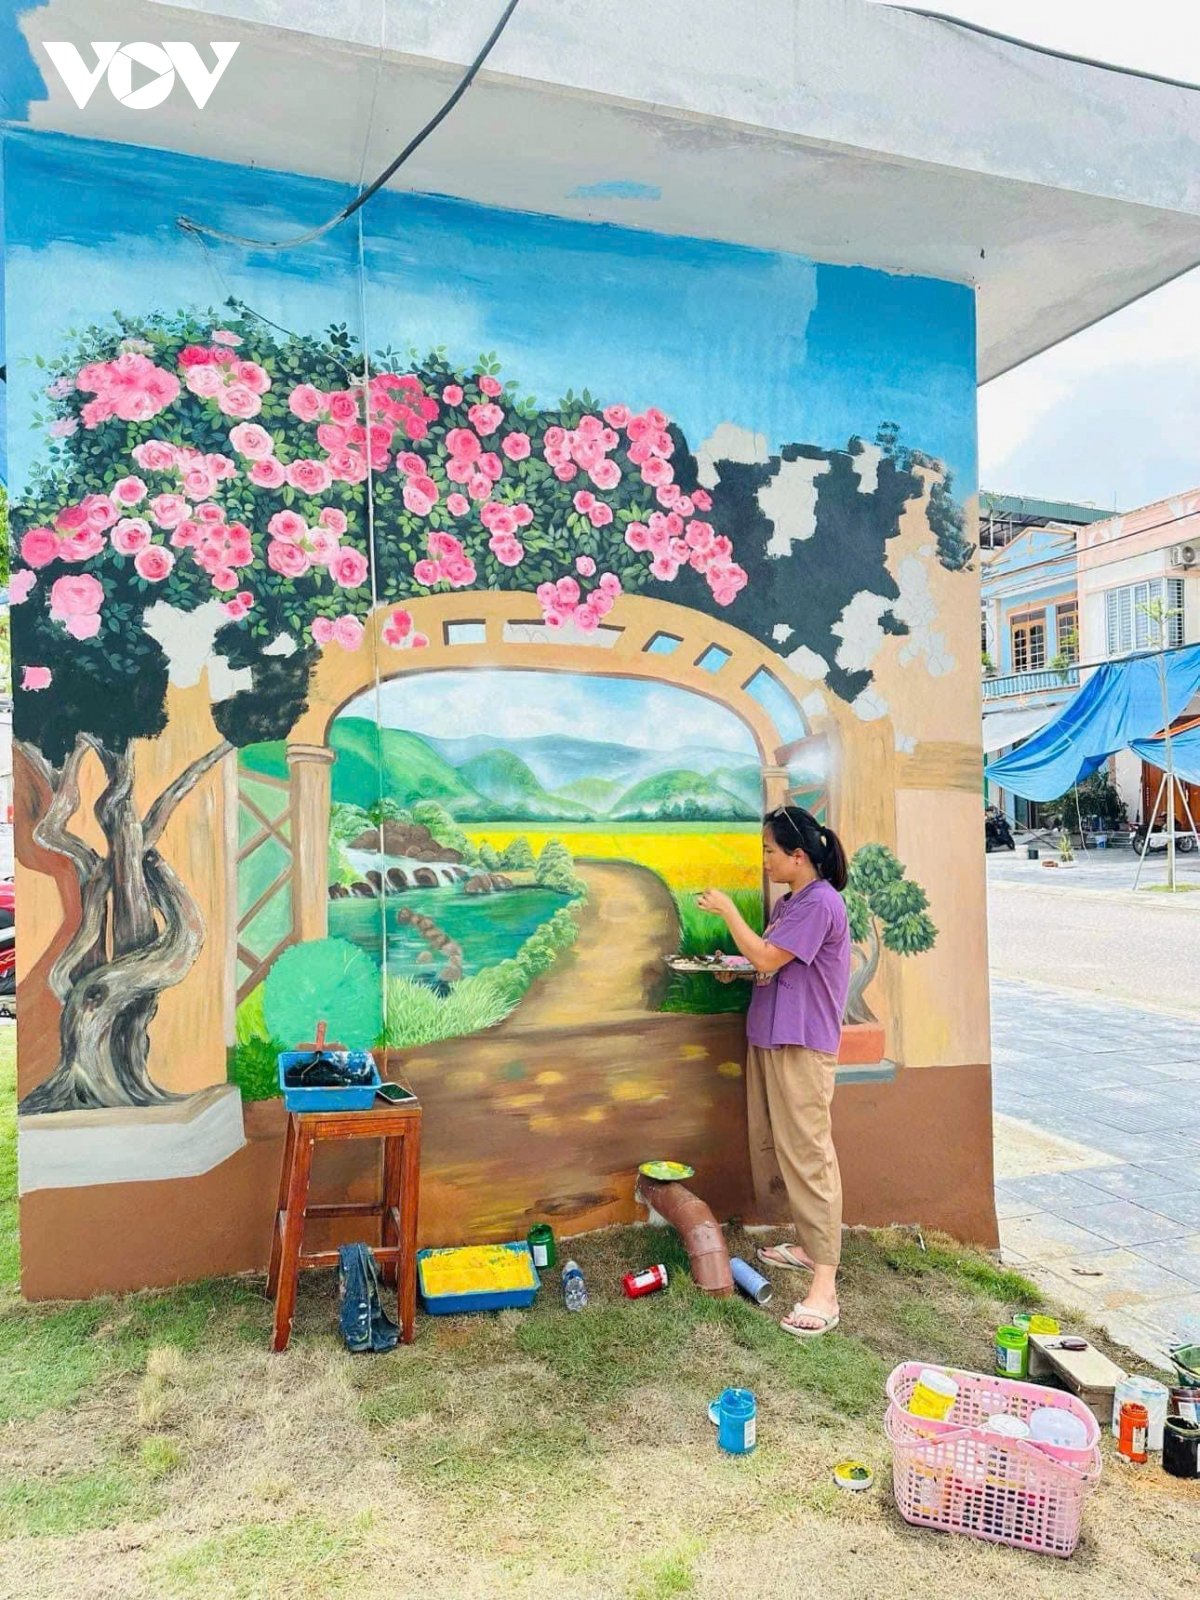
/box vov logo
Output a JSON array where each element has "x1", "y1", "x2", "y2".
[{"x1": 44, "y1": 42, "x2": 240, "y2": 111}]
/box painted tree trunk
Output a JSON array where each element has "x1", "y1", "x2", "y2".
[
  {"x1": 844, "y1": 920, "x2": 880, "y2": 1025},
  {"x1": 17, "y1": 737, "x2": 230, "y2": 1115}
]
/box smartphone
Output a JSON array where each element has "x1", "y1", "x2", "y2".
[{"x1": 376, "y1": 1082, "x2": 416, "y2": 1105}]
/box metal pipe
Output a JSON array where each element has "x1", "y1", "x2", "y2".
[{"x1": 635, "y1": 1177, "x2": 733, "y2": 1296}]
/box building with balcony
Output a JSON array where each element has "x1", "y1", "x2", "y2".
[{"x1": 982, "y1": 522, "x2": 1082, "y2": 824}]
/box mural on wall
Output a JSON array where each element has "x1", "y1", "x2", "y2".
[{"x1": 4, "y1": 133, "x2": 984, "y2": 1278}]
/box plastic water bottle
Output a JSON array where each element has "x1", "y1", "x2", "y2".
[{"x1": 562, "y1": 1259, "x2": 588, "y2": 1311}]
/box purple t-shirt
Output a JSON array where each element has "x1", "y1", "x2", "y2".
[{"x1": 745, "y1": 879, "x2": 850, "y2": 1054}]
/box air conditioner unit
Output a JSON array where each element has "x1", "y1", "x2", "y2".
[{"x1": 1170, "y1": 542, "x2": 1199, "y2": 568}]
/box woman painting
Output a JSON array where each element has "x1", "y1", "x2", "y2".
[{"x1": 698, "y1": 806, "x2": 850, "y2": 1339}]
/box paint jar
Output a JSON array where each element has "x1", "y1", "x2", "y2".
[
  {"x1": 1170, "y1": 1386, "x2": 1200, "y2": 1426},
  {"x1": 908, "y1": 1368, "x2": 959, "y2": 1422},
  {"x1": 712, "y1": 1388, "x2": 757, "y2": 1455},
  {"x1": 1028, "y1": 1406, "x2": 1088, "y2": 1451},
  {"x1": 1028, "y1": 1314, "x2": 1060, "y2": 1336},
  {"x1": 1112, "y1": 1376, "x2": 1169, "y2": 1451},
  {"x1": 526, "y1": 1224, "x2": 556, "y2": 1271},
  {"x1": 995, "y1": 1324, "x2": 1029, "y2": 1379},
  {"x1": 1118, "y1": 1401, "x2": 1149, "y2": 1464},
  {"x1": 622, "y1": 1264, "x2": 668, "y2": 1299},
  {"x1": 729, "y1": 1257, "x2": 773, "y2": 1305},
  {"x1": 1162, "y1": 1417, "x2": 1200, "y2": 1479}
]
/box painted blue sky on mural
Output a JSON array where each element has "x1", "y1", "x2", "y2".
[{"x1": 1, "y1": 131, "x2": 976, "y2": 492}]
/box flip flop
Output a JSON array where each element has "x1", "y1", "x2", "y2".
[
  {"x1": 756, "y1": 1244, "x2": 814, "y2": 1273},
  {"x1": 780, "y1": 1308, "x2": 840, "y2": 1340}
]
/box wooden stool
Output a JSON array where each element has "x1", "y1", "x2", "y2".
[{"x1": 267, "y1": 1102, "x2": 422, "y2": 1352}]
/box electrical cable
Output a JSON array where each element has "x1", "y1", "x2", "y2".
[
  {"x1": 177, "y1": 0, "x2": 523, "y2": 252},
  {"x1": 885, "y1": 5, "x2": 1200, "y2": 94}
]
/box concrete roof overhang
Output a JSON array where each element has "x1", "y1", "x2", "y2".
[{"x1": 9, "y1": 0, "x2": 1200, "y2": 382}]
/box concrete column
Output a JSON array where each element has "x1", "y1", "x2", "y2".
[
  {"x1": 761, "y1": 764, "x2": 790, "y2": 811},
  {"x1": 286, "y1": 743, "x2": 335, "y2": 943}
]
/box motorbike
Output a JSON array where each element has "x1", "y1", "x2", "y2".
[
  {"x1": 0, "y1": 882, "x2": 14, "y2": 1020},
  {"x1": 984, "y1": 807, "x2": 1016, "y2": 852},
  {"x1": 1131, "y1": 823, "x2": 1196, "y2": 854}
]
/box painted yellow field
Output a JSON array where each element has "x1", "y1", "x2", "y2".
[{"x1": 464, "y1": 824, "x2": 761, "y2": 892}]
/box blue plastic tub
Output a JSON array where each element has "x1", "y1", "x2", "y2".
[
  {"x1": 417, "y1": 1242, "x2": 541, "y2": 1314},
  {"x1": 277, "y1": 1051, "x2": 380, "y2": 1113}
]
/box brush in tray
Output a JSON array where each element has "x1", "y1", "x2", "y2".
[{"x1": 666, "y1": 952, "x2": 755, "y2": 975}]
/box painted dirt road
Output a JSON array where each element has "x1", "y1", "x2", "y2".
[{"x1": 504, "y1": 859, "x2": 682, "y2": 1030}]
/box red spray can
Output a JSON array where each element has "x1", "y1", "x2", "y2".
[{"x1": 622, "y1": 1264, "x2": 669, "y2": 1299}]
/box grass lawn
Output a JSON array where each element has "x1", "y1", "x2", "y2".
[{"x1": 1, "y1": 1027, "x2": 1197, "y2": 1598}]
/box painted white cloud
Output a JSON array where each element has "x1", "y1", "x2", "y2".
[
  {"x1": 852, "y1": 687, "x2": 889, "y2": 722},
  {"x1": 760, "y1": 456, "x2": 830, "y2": 558},
  {"x1": 784, "y1": 644, "x2": 829, "y2": 682},
  {"x1": 693, "y1": 422, "x2": 769, "y2": 489},
  {"x1": 801, "y1": 690, "x2": 829, "y2": 720},
  {"x1": 849, "y1": 441, "x2": 883, "y2": 496},
  {"x1": 892, "y1": 556, "x2": 956, "y2": 677},
  {"x1": 772, "y1": 623, "x2": 794, "y2": 644},
  {"x1": 832, "y1": 592, "x2": 889, "y2": 674}
]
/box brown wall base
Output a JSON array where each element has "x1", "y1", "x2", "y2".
[{"x1": 19, "y1": 1053, "x2": 997, "y2": 1301}]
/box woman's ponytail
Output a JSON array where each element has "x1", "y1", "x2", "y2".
[{"x1": 764, "y1": 806, "x2": 849, "y2": 891}]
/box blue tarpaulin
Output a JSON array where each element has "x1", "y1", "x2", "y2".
[
  {"x1": 984, "y1": 644, "x2": 1200, "y2": 801},
  {"x1": 1131, "y1": 720, "x2": 1200, "y2": 786}
]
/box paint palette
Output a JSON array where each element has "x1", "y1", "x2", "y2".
[
  {"x1": 667, "y1": 955, "x2": 755, "y2": 975},
  {"x1": 638, "y1": 1160, "x2": 695, "y2": 1182}
]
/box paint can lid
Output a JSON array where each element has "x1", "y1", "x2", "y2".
[
  {"x1": 638, "y1": 1160, "x2": 695, "y2": 1181},
  {"x1": 832, "y1": 1460, "x2": 874, "y2": 1491}
]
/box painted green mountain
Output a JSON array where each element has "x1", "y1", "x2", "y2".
[
  {"x1": 708, "y1": 765, "x2": 764, "y2": 812},
  {"x1": 241, "y1": 719, "x2": 494, "y2": 815},
  {"x1": 457, "y1": 749, "x2": 592, "y2": 820},
  {"x1": 610, "y1": 770, "x2": 758, "y2": 822},
  {"x1": 554, "y1": 776, "x2": 621, "y2": 812}
]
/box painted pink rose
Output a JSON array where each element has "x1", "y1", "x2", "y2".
[
  {"x1": 134, "y1": 546, "x2": 175, "y2": 582},
  {"x1": 478, "y1": 375, "x2": 503, "y2": 397},
  {"x1": 50, "y1": 574, "x2": 103, "y2": 630},
  {"x1": 553, "y1": 463, "x2": 578, "y2": 483},
  {"x1": 327, "y1": 449, "x2": 369, "y2": 484},
  {"x1": 9, "y1": 570, "x2": 36, "y2": 604},
  {"x1": 47, "y1": 376, "x2": 75, "y2": 399},
  {"x1": 572, "y1": 490, "x2": 596, "y2": 514},
  {"x1": 383, "y1": 608, "x2": 413, "y2": 648},
  {"x1": 468, "y1": 473, "x2": 492, "y2": 502},
  {"x1": 22, "y1": 666, "x2": 52, "y2": 691},
  {"x1": 286, "y1": 459, "x2": 334, "y2": 495},
  {"x1": 573, "y1": 602, "x2": 601, "y2": 632},
  {"x1": 624, "y1": 523, "x2": 651, "y2": 553},
  {"x1": 467, "y1": 402, "x2": 503, "y2": 436},
  {"x1": 571, "y1": 439, "x2": 604, "y2": 474},
  {"x1": 181, "y1": 463, "x2": 218, "y2": 501},
  {"x1": 132, "y1": 440, "x2": 178, "y2": 472},
  {"x1": 598, "y1": 572, "x2": 622, "y2": 598},
  {"x1": 311, "y1": 618, "x2": 336, "y2": 645},
  {"x1": 268, "y1": 510, "x2": 308, "y2": 544},
  {"x1": 330, "y1": 548, "x2": 369, "y2": 589},
  {"x1": 309, "y1": 530, "x2": 340, "y2": 566},
  {"x1": 177, "y1": 346, "x2": 216, "y2": 369},
  {"x1": 211, "y1": 329, "x2": 243, "y2": 347},
  {"x1": 441, "y1": 553, "x2": 477, "y2": 588},
  {"x1": 208, "y1": 454, "x2": 237, "y2": 481},
  {"x1": 60, "y1": 529, "x2": 106, "y2": 562},
  {"x1": 20, "y1": 528, "x2": 59, "y2": 568},
  {"x1": 555, "y1": 577, "x2": 580, "y2": 606},
  {"x1": 170, "y1": 520, "x2": 201, "y2": 549},
  {"x1": 316, "y1": 422, "x2": 349, "y2": 454},
  {"x1": 588, "y1": 502, "x2": 614, "y2": 528},
  {"x1": 402, "y1": 482, "x2": 436, "y2": 517},
  {"x1": 446, "y1": 457, "x2": 473, "y2": 486},
  {"x1": 235, "y1": 361, "x2": 271, "y2": 394},
  {"x1": 268, "y1": 540, "x2": 311, "y2": 579},
  {"x1": 222, "y1": 591, "x2": 254, "y2": 619},
  {"x1": 500, "y1": 431, "x2": 531, "y2": 462},
  {"x1": 112, "y1": 518, "x2": 152, "y2": 555},
  {"x1": 441, "y1": 384, "x2": 464, "y2": 406},
  {"x1": 327, "y1": 390, "x2": 359, "y2": 425},
  {"x1": 575, "y1": 555, "x2": 597, "y2": 577},
  {"x1": 591, "y1": 589, "x2": 615, "y2": 617},
  {"x1": 650, "y1": 553, "x2": 681, "y2": 582},
  {"x1": 413, "y1": 559, "x2": 440, "y2": 586},
  {"x1": 395, "y1": 451, "x2": 425, "y2": 476},
  {"x1": 641, "y1": 457, "x2": 673, "y2": 488},
  {"x1": 81, "y1": 494, "x2": 119, "y2": 531},
  {"x1": 489, "y1": 535, "x2": 524, "y2": 567},
  {"x1": 691, "y1": 487, "x2": 713, "y2": 511},
  {"x1": 186, "y1": 365, "x2": 225, "y2": 399},
  {"x1": 288, "y1": 384, "x2": 325, "y2": 422},
  {"x1": 112, "y1": 476, "x2": 148, "y2": 506},
  {"x1": 446, "y1": 427, "x2": 481, "y2": 461},
  {"x1": 318, "y1": 507, "x2": 349, "y2": 535},
  {"x1": 229, "y1": 423, "x2": 275, "y2": 460},
  {"x1": 217, "y1": 382, "x2": 262, "y2": 419},
  {"x1": 481, "y1": 503, "x2": 519, "y2": 537},
  {"x1": 80, "y1": 397, "x2": 115, "y2": 429},
  {"x1": 446, "y1": 493, "x2": 470, "y2": 517},
  {"x1": 333, "y1": 615, "x2": 365, "y2": 651},
  {"x1": 477, "y1": 453, "x2": 502, "y2": 483},
  {"x1": 194, "y1": 502, "x2": 227, "y2": 525},
  {"x1": 48, "y1": 418, "x2": 78, "y2": 438},
  {"x1": 149, "y1": 493, "x2": 192, "y2": 530},
  {"x1": 513, "y1": 502, "x2": 533, "y2": 528},
  {"x1": 249, "y1": 458, "x2": 287, "y2": 489},
  {"x1": 54, "y1": 504, "x2": 88, "y2": 533},
  {"x1": 209, "y1": 566, "x2": 238, "y2": 591},
  {"x1": 602, "y1": 403, "x2": 630, "y2": 428},
  {"x1": 591, "y1": 458, "x2": 622, "y2": 491},
  {"x1": 428, "y1": 532, "x2": 462, "y2": 559}
]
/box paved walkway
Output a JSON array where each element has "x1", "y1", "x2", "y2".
[{"x1": 992, "y1": 978, "x2": 1200, "y2": 1364}]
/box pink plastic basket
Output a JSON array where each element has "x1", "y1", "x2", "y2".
[{"x1": 884, "y1": 1363, "x2": 1102, "y2": 1557}]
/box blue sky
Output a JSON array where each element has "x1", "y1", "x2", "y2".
[
  {"x1": 1, "y1": 130, "x2": 977, "y2": 493},
  {"x1": 350, "y1": 670, "x2": 758, "y2": 758}
]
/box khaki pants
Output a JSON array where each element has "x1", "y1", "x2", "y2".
[{"x1": 746, "y1": 1044, "x2": 842, "y2": 1268}]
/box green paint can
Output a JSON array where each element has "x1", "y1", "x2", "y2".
[
  {"x1": 996, "y1": 1323, "x2": 1029, "y2": 1379},
  {"x1": 527, "y1": 1224, "x2": 556, "y2": 1271}
]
